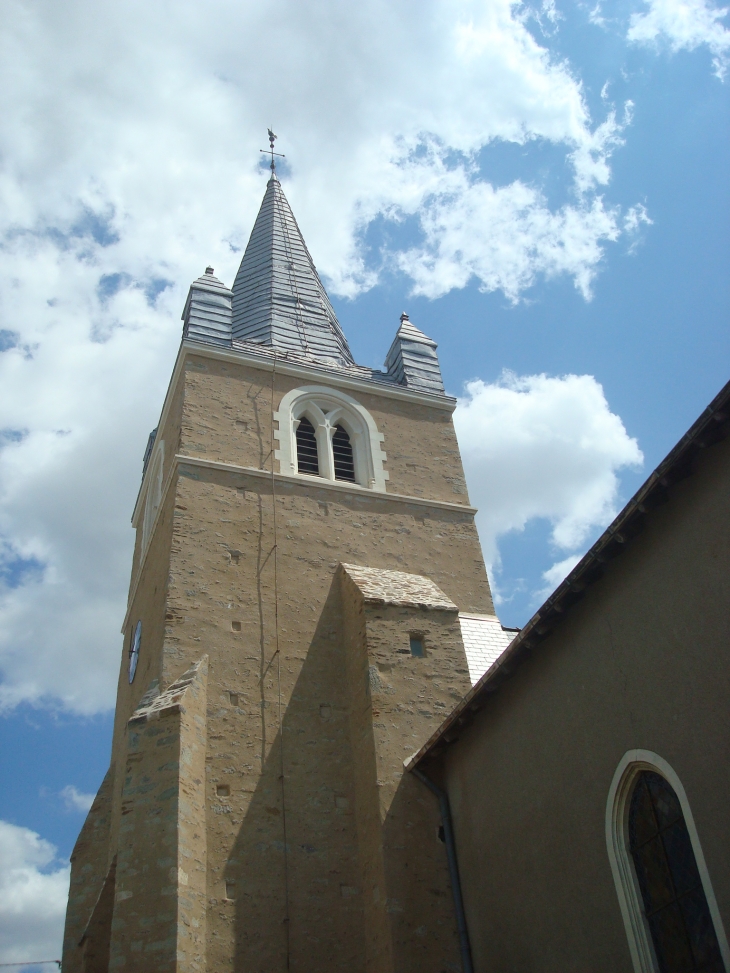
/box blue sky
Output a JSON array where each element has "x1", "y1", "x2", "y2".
[{"x1": 0, "y1": 0, "x2": 728, "y2": 964}]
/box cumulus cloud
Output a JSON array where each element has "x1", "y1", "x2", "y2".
[
  {"x1": 59, "y1": 785, "x2": 95, "y2": 813},
  {"x1": 0, "y1": 279, "x2": 173, "y2": 714},
  {"x1": 0, "y1": 0, "x2": 638, "y2": 300},
  {"x1": 628, "y1": 0, "x2": 730, "y2": 79},
  {"x1": 0, "y1": 0, "x2": 645, "y2": 714},
  {"x1": 398, "y1": 181, "x2": 623, "y2": 302},
  {"x1": 0, "y1": 821, "x2": 68, "y2": 965},
  {"x1": 536, "y1": 554, "x2": 584, "y2": 600},
  {"x1": 454, "y1": 371, "x2": 643, "y2": 598}
]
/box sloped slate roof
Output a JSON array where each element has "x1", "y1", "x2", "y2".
[
  {"x1": 384, "y1": 313, "x2": 445, "y2": 394},
  {"x1": 459, "y1": 613, "x2": 519, "y2": 685},
  {"x1": 231, "y1": 175, "x2": 354, "y2": 366}
]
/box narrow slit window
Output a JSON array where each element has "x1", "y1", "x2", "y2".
[
  {"x1": 628, "y1": 770, "x2": 725, "y2": 973},
  {"x1": 296, "y1": 416, "x2": 320, "y2": 475},
  {"x1": 410, "y1": 635, "x2": 425, "y2": 657},
  {"x1": 332, "y1": 424, "x2": 356, "y2": 482}
]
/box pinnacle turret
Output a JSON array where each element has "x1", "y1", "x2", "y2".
[
  {"x1": 181, "y1": 267, "x2": 233, "y2": 347},
  {"x1": 384, "y1": 312, "x2": 445, "y2": 394}
]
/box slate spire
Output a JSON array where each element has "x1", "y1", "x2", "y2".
[{"x1": 231, "y1": 175, "x2": 354, "y2": 366}]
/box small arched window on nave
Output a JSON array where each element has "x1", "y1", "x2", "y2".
[
  {"x1": 296, "y1": 416, "x2": 320, "y2": 475},
  {"x1": 628, "y1": 770, "x2": 725, "y2": 973},
  {"x1": 332, "y1": 424, "x2": 356, "y2": 482}
]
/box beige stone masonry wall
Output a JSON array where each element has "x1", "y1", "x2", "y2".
[
  {"x1": 62, "y1": 768, "x2": 115, "y2": 972},
  {"x1": 65, "y1": 349, "x2": 496, "y2": 973},
  {"x1": 109, "y1": 656, "x2": 208, "y2": 972},
  {"x1": 129, "y1": 365, "x2": 186, "y2": 580},
  {"x1": 79, "y1": 858, "x2": 117, "y2": 973},
  {"x1": 153, "y1": 462, "x2": 485, "y2": 970},
  {"x1": 341, "y1": 563, "x2": 458, "y2": 610},
  {"x1": 179, "y1": 352, "x2": 472, "y2": 506},
  {"x1": 340, "y1": 564, "x2": 471, "y2": 973},
  {"x1": 106, "y1": 478, "x2": 180, "y2": 872}
]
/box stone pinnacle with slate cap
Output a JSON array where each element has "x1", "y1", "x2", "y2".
[{"x1": 384, "y1": 310, "x2": 445, "y2": 393}]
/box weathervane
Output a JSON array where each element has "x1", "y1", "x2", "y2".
[{"x1": 260, "y1": 128, "x2": 285, "y2": 173}]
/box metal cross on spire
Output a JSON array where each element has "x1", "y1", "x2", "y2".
[{"x1": 260, "y1": 128, "x2": 285, "y2": 173}]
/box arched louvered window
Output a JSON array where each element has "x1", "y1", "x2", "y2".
[
  {"x1": 296, "y1": 416, "x2": 320, "y2": 475},
  {"x1": 275, "y1": 385, "x2": 388, "y2": 491},
  {"x1": 628, "y1": 770, "x2": 725, "y2": 973},
  {"x1": 332, "y1": 424, "x2": 356, "y2": 482}
]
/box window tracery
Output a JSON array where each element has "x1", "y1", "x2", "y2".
[{"x1": 274, "y1": 386, "x2": 388, "y2": 491}]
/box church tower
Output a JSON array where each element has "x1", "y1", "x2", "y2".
[{"x1": 62, "y1": 167, "x2": 506, "y2": 973}]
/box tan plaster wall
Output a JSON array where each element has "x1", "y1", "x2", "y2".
[{"x1": 437, "y1": 436, "x2": 730, "y2": 973}]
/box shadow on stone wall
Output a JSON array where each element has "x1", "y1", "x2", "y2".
[{"x1": 223, "y1": 575, "x2": 459, "y2": 973}]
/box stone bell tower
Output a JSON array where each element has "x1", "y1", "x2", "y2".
[{"x1": 62, "y1": 167, "x2": 508, "y2": 973}]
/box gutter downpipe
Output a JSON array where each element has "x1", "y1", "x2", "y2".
[{"x1": 411, "y1": 767, "x2": 474, "y2": 973}]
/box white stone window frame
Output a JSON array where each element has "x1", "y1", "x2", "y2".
[
  {"x1": 605, "y1": 749, "x2": 730, "y2": 973},
  {"x1": 274, "y1": 385, "x2": 388, "y2": 491},
  {"x1": 141, "y1": 440, "x2": 165, "y2": 554}
]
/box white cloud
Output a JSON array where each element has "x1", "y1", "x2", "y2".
[
  {"x1": 454, "y1": 371, "x2": 643, "y2": 596},
  {"x1": 590, "y1": 3, "x2": 608, "y2": 28},
  {"x1": 536, "y1": 553, "x2": 584, "y2": 600},
  {"x1": 0, "y1": 0, "x2": 644, "y2": 714},
  {"x1": 59, "y1": 785, "x2": 95, "y2": 813},
  {"x1": 628, "y1": 0, "x2": 730, "y2": 79},
  {"x1": 0, "y1": 0, "x2": 637, "y2": 300},
  {"x1": 0, "y1": 821, "x2": 68, "y2": 965},
  {"x1": 0, "y1": 278, "x2": 174, "y2": 714},
  {"x1": 397, "y1": 181, "x2": 622, "y2": 302}
]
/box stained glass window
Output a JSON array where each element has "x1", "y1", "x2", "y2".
[
  {"x1": 296, "y1": 416, "x2": 320, "y2": 475},
  {"x1": 628, "y1": 771, "x2": 725, "y2": 973}
]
